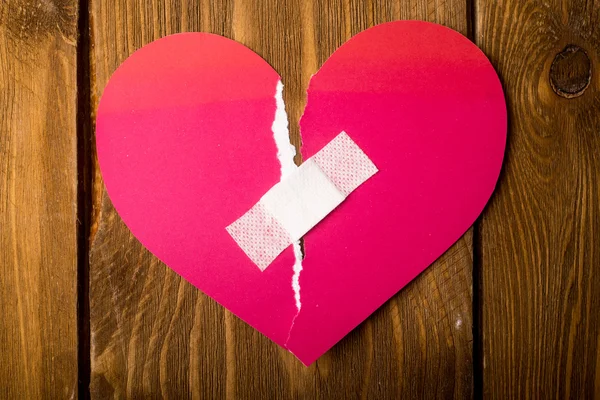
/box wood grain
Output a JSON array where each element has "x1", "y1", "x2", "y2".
[
  {"x1": 88, "y1": 1, "x2": 474, "y2": 398},
  {"x1": 476, "y1": 0, "x2": 600, "y2": 397},
  {"x1": 0, "y1": 0, "x2": 79, "y2": 398}
]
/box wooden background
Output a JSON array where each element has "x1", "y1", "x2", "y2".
[{"x1": 1, "y1": 0, "x2": 599, "y2": 398}]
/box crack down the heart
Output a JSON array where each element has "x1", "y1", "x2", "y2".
[{"x1": 271, "y1": 80, "x2": 303, "y2": 344}]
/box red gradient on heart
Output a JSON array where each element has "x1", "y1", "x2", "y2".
[{"x1": 96, "y1": 22, "x2": 506, "y2": 365}]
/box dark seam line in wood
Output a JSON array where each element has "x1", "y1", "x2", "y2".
[
  {"x1": 467, "y1": 1, "x2": 483, "y2": 398},
  {"x1": 76, "y1": 0, "x2": 92, "y2": 396},
  {"x1": 472, "y1": 218, "x2": 484, "y2": 400},
  {"x1": 466, "y1": 0, "x2": 477, "y2": 42}
]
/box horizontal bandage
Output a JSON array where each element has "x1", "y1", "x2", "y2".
[{"x1": 226, "y1": 131, "x2": 378, "y2": 271}]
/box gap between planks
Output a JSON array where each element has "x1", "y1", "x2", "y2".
[{"x1": 76, "y1": 0, "x2": 94, "y2": 396}]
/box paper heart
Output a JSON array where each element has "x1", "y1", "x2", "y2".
[{"x1": 96, "y1": 21, "x2": 506, "y2": 365}]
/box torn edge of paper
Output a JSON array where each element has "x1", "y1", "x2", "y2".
[
  {"x1": 272, "y1": 80, "x2": 297, "y2": 180},
  {"x1": 272, "y1": 80, "x2": 304, "y2": 316}
]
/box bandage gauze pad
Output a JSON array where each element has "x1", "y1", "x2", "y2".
[{"x1": 227, "y1": 131, "x2": 378, "y2": 270}]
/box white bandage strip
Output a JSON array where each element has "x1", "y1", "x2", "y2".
[{"x1": 227, "y1": 131, "x2": 378, "y2": 271}]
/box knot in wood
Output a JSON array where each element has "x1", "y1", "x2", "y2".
[{"x1": 550, "y1": 45, "x2": 592, "y2": 98}]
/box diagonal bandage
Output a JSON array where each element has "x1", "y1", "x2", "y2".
[{"x1": 226, "y1": 131, "x2": 378, "y2": 271}]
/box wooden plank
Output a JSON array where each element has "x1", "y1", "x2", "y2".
[
  {"x1": 0, "y1": 2, "x2": 79, "y2": 398},
  {"x1": 89, "y1": 1, "x2": 473, "y2": 398},
  {"x1": 476, "y1": 0, "x2": 600, "y2": 397}
]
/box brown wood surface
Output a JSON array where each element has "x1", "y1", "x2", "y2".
[
  {"x1": 88, "y1": 1, "x2": 474, "y2": 398},
  {"x1": 3, "y1": 0, "x2": 600, "y2": 397},
  {"x1": 476, "y1": 0, "x2": 600, "y2": 398},
  {"x1": 0, "y1": 1, "x2": 79, "y2": 398}
]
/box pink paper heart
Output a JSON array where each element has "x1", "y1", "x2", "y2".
[{"x1": 96, "y1": 21, "x2": 506, "y2": 365}]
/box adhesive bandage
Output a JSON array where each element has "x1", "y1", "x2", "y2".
[{"x1": 226, "y1": 131, "x2": 378, "y2": 271}]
